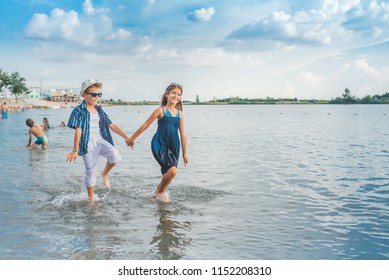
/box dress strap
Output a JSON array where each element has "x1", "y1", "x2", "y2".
[{"x1": 162, "y1": 106, "x2": 180, "y2": 118}]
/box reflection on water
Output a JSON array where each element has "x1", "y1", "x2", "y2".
[
  {"x1": 1, "y1": 105, "x2": 389, "y2": 259},
  {"x1": 71, "y1": 206, "x2": 121, "y2": 260},
  {"x1": 150, "y1": 204, "x2": 191, "y2": 260}
]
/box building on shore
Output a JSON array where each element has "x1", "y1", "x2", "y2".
[{"x1": 42, "y1": 88, "x2": 81, "y2": 103}]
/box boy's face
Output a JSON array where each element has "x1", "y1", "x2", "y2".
[{"x1": 83, "y1": 85, "x2": 101, "y2": 106}]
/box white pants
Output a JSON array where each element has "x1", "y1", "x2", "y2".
[{"x1": 82, "y1": 138, "x2": 122, "y2": 187}]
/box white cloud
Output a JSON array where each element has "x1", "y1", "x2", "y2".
[
  {"x1": 24, "y1": 8, "x2": 94, "y2": 44},
  {"x1": 299, "y1": 71, "x2": 326, "y2": 84},
  {"x1": 137, "y1": 44, "x2": 153, "y2": 55},
  {"x1": 105, "y1": 28, "x2": 131, "y2": 41},
  {"x1": 340, "y1": 63, "x2": 350, "y2": 71},
  {"x1": 82, "y1": 0, "x2": 95, "y2": 15},
  {"x1": 321, "y1": 0, "x2": 339, "y2": 14},
  {"x1": 182, "y1": 47, "x2": 264, "y2": 68},
  {"x1": 24, "y1": 0, "x2": 130, "y2": 45},
  {"x1": 82, "y1": 0, "x2": 109, "y2": 15},
  {"x1": 227, "y1": 1, "x2": 389, "y2": 48},
  {"x1": 284, "y1": 82, "x2": 296, "y2": 97},
  {"x1": 118, "y1": 5, "x2": 126, "y2": 11},
  {"x1": 354, "y1": 58, "x2": 379, "y2": 76},
  {"x1": 227, "y1": 8, "x2": 336, "y2": 45},
  {"x1": 24, "y1": 13, "x2": 51, "y2": 39},
  {"x1": 187, "y1": 7, "x2": 216, "y2": 22},
  {"x1": 142, "y1": 0, "x2": 156, "y2": 15},
  {"x1": 342, "y1": 1, "x2": 389, "y2": 37}
]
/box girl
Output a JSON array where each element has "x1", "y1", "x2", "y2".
[
  {"x1": 126, "y1": 82, "x2": 188, "y2": 202},
  {"x1": 42, "y1": 117, "x2": 50, "y2": 131}
]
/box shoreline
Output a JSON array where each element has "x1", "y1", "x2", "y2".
[{"x1": 0, "y1": 97, "x2": 78, "y2": 110}]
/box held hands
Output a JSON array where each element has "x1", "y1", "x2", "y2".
[
  {"x1": 65, "y1": 151, "x2": 78, "y2": 162},
  {"x1": 125, "y1": 136, "x2": 135, "y2": 148}
]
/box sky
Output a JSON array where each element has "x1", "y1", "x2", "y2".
[{"x1": 1, "y1": 0, "x2": 389, "y2": 102}]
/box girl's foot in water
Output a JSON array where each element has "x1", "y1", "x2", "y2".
[
  {"x1": 154, "y1": 183, "x2": 161, "y2": 194},
  {"x1": 155, "y1": 192, "x2": 170, "y2": 203}
]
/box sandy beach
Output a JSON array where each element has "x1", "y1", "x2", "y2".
[{"x1": 1, "y1": 97, "x2": 78, "y2": 110}]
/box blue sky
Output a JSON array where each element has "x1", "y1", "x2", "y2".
[{"x1": 1, "y1": 0, "x2": 389, "y2": 101}]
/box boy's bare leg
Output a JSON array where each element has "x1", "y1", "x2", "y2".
[
  {"x1": 28, "y1": 143, "x2": 39, "y2": 150},
  {"x1": 87, "y1": 187, "x2": 95, "y2": 202},
  {"x1": 101, "y1": 162, "x2": 116, "y2": 190}
]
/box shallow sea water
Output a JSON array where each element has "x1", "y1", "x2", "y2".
[{"x1": 0, "y1": 104, "x2": 388, "y2": 259}]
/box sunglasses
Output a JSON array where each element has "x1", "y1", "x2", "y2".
[
  {"x1": 85, "y1": 92, "x2": 103, "y2": 97},
  {"x1": 169, "y1": 82, "x2": 183, "y2": 89}
]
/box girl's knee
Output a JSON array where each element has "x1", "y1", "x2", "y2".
[{"x1": 168, "y1": 167, "x2": 177, "y2": 178}]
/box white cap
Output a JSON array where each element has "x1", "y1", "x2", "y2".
[{"x1": 80, "y1": 79, "x2": 103, "y2": 94}]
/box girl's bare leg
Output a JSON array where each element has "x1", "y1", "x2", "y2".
[{"x1": 156, "y1": 167, "x2": 177, "y2": 193}]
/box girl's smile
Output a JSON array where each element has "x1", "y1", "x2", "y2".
[{"x1": 167, "y1": 89, "x2": 182, "y2": 104}]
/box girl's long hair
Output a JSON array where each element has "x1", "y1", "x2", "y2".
[
  {"x1": 160, "y1": 83, "x2": 183, "y2": 111},
  {"x1": 43, "y1": 117, "x2": 50, "y2": 129}
]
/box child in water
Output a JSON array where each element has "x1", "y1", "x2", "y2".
[
  {"x1": 41, "y1": 117, "x2": 50, "y2": 131},
  {"x1": 26, "y1": 118, "x2": 48, "y2": 150},
  {"x1": 65, "y1": 79, "x2": 130, "y2": 202},
  {"x1": 1, "y1": 102, "x2": 9, "y2": 119},
  {"x1": 126, "y1": 82, "x2": 188, "y2": 202}
]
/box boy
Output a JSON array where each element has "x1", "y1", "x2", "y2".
[
  {"x1": 1, "y1": 102, "x2": 9, "y2": 119},
  {"x1": 26, "y1": 118, "x2": 48, "y2": 150},
  {"x1": 65, "y1": 79, "x2": 129, "y2": 202}
]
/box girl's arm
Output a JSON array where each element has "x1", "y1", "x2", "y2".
[
  {"x1": 126, "y1": 107, "x2": 162, "y2": 148},
  {"x1": 109, "y1": 123, "x2": 129, "y2": 140},
  {"x1": 179, "y1": 112, "x2": 188, "y2": 166},
  {"x1": 65, "y1": 127, "x2": 82, "y2": 162}
]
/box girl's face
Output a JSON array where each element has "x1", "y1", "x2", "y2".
[
  {"x1": 167, "y1": 87, "x2": 182, "y2": 105},
  {"x1": 83, "y1": 85, "x2": 101, "y2": 106}
]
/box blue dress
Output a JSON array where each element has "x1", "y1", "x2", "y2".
[{"x1": 151, "y1": 107, "x2": 181, "y2": 174}]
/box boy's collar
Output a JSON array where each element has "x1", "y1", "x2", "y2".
[
  {"x1": 80, "y1": 99, "x2": 87, "y2": 109},
  {"x1": 80, "y1": 99, "x2": 99, "y2": 110}
]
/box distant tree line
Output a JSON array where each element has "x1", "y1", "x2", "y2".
[
  {"x1": 210, "y1": 96, "x2": 297, "y2": 104},
  {"x1": 208, "y1": 96, "x2": 322, "y2": 104},
  {"x1": 2, "y1": 69, "x2": 389, "y2": 105},
  {"x1": 0, "y1": 68, "x2": 29, "y2": 102},
  {"x1": 329, "y1": 88, "x2": 389, "y2": 104}
]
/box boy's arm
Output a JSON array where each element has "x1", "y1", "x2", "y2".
[
  {"x1": 109, "y1": 123, "x2": 129, "y2": 140},
  {"x1": 65, "y1": 127, "x2": 81, "y2": 162},
  {"x1": 27, "y1": 129, "x2": 32, "y2": 147}
]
